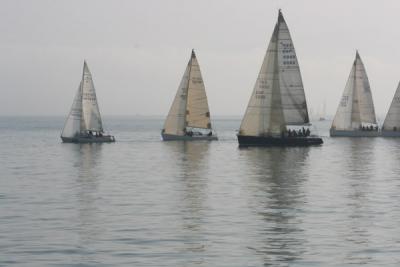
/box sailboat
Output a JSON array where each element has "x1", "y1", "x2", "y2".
[
  {"x1": 330, "y1": 51, "x2": 378, "y2": 137},
  {"x1": 61, "y1": 61, "x2": 115, "y2": 143},
  {"x1": 319, "y1": 100, "x2": 326, "y2": 121},
  {"x1": 237, "y1": 10, "x2": 323, "y2": 147},
  {"x1": 161, "y1": 50, "x2": 217, "y2": 141},
  {"x1": 381, "y1": 82, "x2": 400, "y2": 136}
]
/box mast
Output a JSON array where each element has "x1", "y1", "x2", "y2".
[
  {"x1": 81, "y1": 61, "x2": 103, "y2": 133},
  {"x1": 351, "y1": 54, "x2": 359, "y2": 128},
  {"x1": 184, "y1": 50, "x2": 194, "y2": 130}
]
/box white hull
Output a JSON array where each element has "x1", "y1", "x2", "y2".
[
  {"x1": 330, "y1": 129, "x2": 378, "y2": 137},
  {"x1": 161, "y1": 133, "x2": 218, "y2": 141}
]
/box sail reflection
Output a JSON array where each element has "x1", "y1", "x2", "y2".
[{"x1": 241, "y1": 147, "x2": 310, "y2": 265}]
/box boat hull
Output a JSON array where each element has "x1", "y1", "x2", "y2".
[
  {"x1": 237, "y1": 135, "x2": 323, "y2": 147},
  {"x1": 380, "y1": 130, "x2": 400, "y2": 137},
  {"x1": 330, "y1": 129, "x2": 378, "y2": 137},
  {"x1": 61, "y1": 135, "x2": 115, "y2": 143},
  {"x1": 161, "y1": 133, "x2": 218, "y2": 141}
]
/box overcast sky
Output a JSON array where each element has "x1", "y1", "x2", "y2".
[{"x1": 1, "y1": 0, "x2": 400, "y2": 119}]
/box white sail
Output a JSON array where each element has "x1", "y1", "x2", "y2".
[
  {"x1": 277, "y1": 13, "x2": 309, "y2": 125},
  {"x1": 383, "y1": 82, "x2": 400, "y2": 130},
  {"x1": 332, "y1": 52, "x2": 377, "y2": 130},
  {"x1": 239, "y1": 10, "x2": 308, "y2": 136},
  {"x1": 331, "y1": 64, "x2": 356, "y2": 130},
  {"x1": 355, "y1": 53, "x2": 377, "y2": 124},
  {"x1": 81, "y1": 61, "x2": 103, "y2": 132},
  {"x1": 239, "y1": 24, "x2": 284, "y2": 136},
  {"x1": 61, "y1": 84, "x2": 83, "y2": 138},
  {"x1": 163, "y1": 58, "x2": 190, "y2": 136},
  {"x1": 186, "y1": 50, "x2": 212, "y2": 129}
]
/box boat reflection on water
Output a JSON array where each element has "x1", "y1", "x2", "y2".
[
  {"x1": 240, "y1": 147, "x2": 310, "y2": 265},
  {"x1": 341, "y1": 138, "x2": 377, "y2": 265},
  {"x1": 162, "y1": 142, "x2": 211, "y2": 261},
  {"x1": 73, "y1": 144, "x2": 104, "y2": 259}
]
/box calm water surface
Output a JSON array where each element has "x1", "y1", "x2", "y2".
[{"x1": 1, "y1": 117, "x2": 400, "y2": 266}]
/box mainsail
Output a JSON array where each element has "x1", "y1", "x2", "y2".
[
  {"x1": 383, "y1": 82, "x2": 400, "y2": 130},
  {"x1": 81, "y1": 62, "x2": 103, "y2": 132},
  {"x1": 239, "y1": 10, "x2": 309, "y2": 136},
  {"x1": 61, "y1": 61, "x2": 104, "y2": 138},
  {"x1": 332, "y1": 52, "x2": 377, "y2": 130},
  {"x1": 163, "y1": 50, "x2": 212, "y2": 136}
]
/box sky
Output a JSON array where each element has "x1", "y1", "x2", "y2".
[{"x1": 1, "y1": 0, "x2": 400, "y2": 119}]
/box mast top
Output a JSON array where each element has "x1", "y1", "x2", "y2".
[{"x1": 278, "y1": 9, "x2": 285, "y2": 23}]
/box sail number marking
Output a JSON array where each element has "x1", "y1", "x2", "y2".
[
  {"x1": 192, "y1": 77, "x2": 203, "y2": 84},
  {"x1": 340, "y1": 96, "x2": 349, "y2": 107},
  {"x1": 83, "y1": 93, "x2": 96, "y2": 101}
]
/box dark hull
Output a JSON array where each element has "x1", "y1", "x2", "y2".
[
  {"x1": 237, "y1": 135, "x2": 323, "y2": 147},
  {"x1": 61, "y1": 135, "x2": 115, "y2": 143},
  {"x1": 381, "y1": 130, "x2": 400, "y2": 137},
  {"x1": 161, "y1": 133, "x2": 218, "y2": 141}
]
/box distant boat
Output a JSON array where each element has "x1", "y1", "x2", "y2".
[
  {"x1": 237, "y1": 10, "x2": 323, "y2": 147},
  {"x1": 330, "y1": 51, "x2": 378, "y2": 137},
  {"x1": 161, "y1": 50, "x2": 217, "y2": 141},
  {"x1": 61, "y1": 61, "x2": 115, "y2": 143},
  {"x1": 381, "y1": 82, "x2": 400, "y2": 136},
  {"x1": 319, "y1": 100, "x2": 326, "y2": 121}
]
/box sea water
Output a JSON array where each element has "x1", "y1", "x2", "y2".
[{"x1": 1, "y1": 116, "x2": 400, "y2": 266}]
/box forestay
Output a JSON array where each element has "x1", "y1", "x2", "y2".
[{"x1": 383, "y1": 82, "x2": 400, "y2": 130}]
